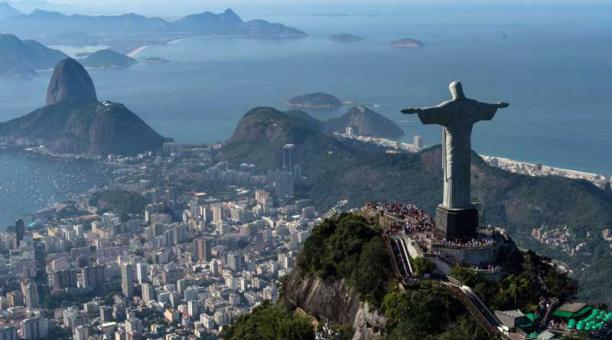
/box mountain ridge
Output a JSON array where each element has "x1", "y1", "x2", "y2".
[
  {"x1": 0, "y1": 2, "x2": 20, "y2": 20},
  {"x1": 0, "y1": 7, "x2": 308, "y2": 44},
  {"x1": 0, "y1": 33, "x2": 67, "y2": 78}
]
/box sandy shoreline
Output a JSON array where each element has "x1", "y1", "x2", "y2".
[{"x1": 126, "y1": 37, "x2": 200, "y2": 58}]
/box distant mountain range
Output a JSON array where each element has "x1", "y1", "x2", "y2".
[
  {"x1": 0, "y1": 58, "x2": 167, "y2": 155},
  {"x1": 218, "y1": 107, "x2": 612, "y2": 303},
  {"x1": 0, "y1": 33, "x2": 67, "y2": 79},
  {"x1": 3, "y1": 1, "x2": 82, "y2": 15},
  {"x1": 0, "y1": 34, "x2": 139, "y2": 77},
  {"x1": 0, "y1": 2, "x2": 20, "y2": 20},
  {"x1": 0, "y1": 6, "x2": 307, "y2": 47}
]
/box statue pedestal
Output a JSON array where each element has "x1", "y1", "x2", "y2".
[{"x1": 435, "y1": 205, "x2": 478, "y2": 240}]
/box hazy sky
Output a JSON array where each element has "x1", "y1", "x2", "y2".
[{"x1": 12, "y1": 0, "x2": 612, "y2": 17}]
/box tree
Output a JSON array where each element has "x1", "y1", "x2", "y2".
[
  {"x1": 351, "y1": 237, "x2": 391, "y2": 304},
  {"x1": 221, "y1": 302, "x2": 314, "y2": 340},
  {"x1": 412, "y1": 257, "x2": 435, "y2": 276}
]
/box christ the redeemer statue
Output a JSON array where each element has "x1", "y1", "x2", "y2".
[{"x1": 402, "y1": 81, "x2": 508, "y2": 239}]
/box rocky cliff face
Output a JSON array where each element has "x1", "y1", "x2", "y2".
[
  {"x1": 282, "y1": 269, "x2": 386, "y2": 340},
  {"x1": 46, "y1": 58, "x2": 97, "y2": 105}
]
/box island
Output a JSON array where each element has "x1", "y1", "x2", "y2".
[
  {"x1": 285, "y1": 92, "x2": 343, "y2": 109},
  {"x1": 79, "y1": 49, "x2": 137, "y2": 69},
  {"x1": 330, "y1": 33, "x2": 363, "y2": 43},
  {"x1": 143, "y1": 57, "x2": 170, "y2": 64},
  {"x1": 391, "y1": 37, "x2": 424, "y2": 48}
]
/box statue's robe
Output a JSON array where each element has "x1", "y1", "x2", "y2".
[{"x1": 416, "y1": 99, "x2": 500, "y2": 209}]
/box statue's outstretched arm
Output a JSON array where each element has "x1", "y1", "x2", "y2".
[
  {"x1": 401, "y1": 103, "x2": 451, "y2": 125},
  {"x1": 475, "y1": 101, "x2": 510, "y2": 121},
  {"x1": 401, "y1": 108, "x2": 421, "y2": 114},
  {"x1": 401, "y1": 105, "x2": 445, "y2": 114}
]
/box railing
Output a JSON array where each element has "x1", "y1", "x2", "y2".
[
  {"x1": 442, "y1": 281, "x2": 502, "y2": 336},
  {"x1": 393, "y1": 235, "x2": 415, "y2": 276},
  {"x1": 383, "y1": 234, "x2": 405, "y2": 283},
  {"x1": 442, "y1": 277, "x2": 519, "y2": 339}
]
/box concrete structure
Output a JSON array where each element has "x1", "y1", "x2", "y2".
[
  {"x1": 402, "y1": 81, "x2": 508, "y2": 239},
  {"x1": 82, "y1": 265, "x2": 105, "y2": 289},
  {"x1": 194, "y1": 237, "x2": 212, "y2": 262},
  {"x1": 21, "y1": 317, "x2": 47, "y2": 339},
  {"x1": 282, "y1": 144, "x2": 297, "y2": 175},
  {"x1": 494, "y1": 310, "x2": 529, "y2": 329},
  {"x1": 0, "y1": 326, "x2": 17, "y2": 340},
  {"x1": 21, "y1": 281, "x2": 39, "y2": 308},
  {"x1": 121, "y1": 263, "x2": 134, "y2": 298},
  {"x1": 15, "y1": 219, "x2": 25, "y2": 248},
  {"x1": 142, "y1": 283, "x2": 155, "y2": 303}
]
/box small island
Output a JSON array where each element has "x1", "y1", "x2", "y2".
[
  {"x1": 391, "y1": 37, "x2": 424, "y2": 48},
  {"x1": 286, "y1": 92, "x2": 343, "y2": 109},
  {"x1": 143, "y1": 57, "x2": 170, "y2": 64},
  {"x1": 330, "y1": 33, "x2": 363, "y2": 43},
  {"x1": 79, "y1": 49, "x2": 137, "y2": 69}
]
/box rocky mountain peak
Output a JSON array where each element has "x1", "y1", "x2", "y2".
[{"x1": 46, "y1": 58, "x2": 97, "y2": 106}]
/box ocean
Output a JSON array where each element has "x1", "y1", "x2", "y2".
[{"x1": 0, "y1": 2, "x2": 610, "y2": 225}]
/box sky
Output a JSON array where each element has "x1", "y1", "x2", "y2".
[{"x1": 8, "y1": 0, "x2": 612, "y2": 17}]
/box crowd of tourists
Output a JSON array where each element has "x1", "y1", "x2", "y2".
[
  {"x1": 369, "y1": 201, "x2": 435, "y2": 234},
  {"x1": 367, "y1": 201, "x2": 498, "y2": 249},
  {"x1": 432, "y1": 236, "x2": 497, "y2": 249}
]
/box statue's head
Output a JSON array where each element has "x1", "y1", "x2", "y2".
[{"x1": 449, "y1": 81, "x2": 466, "y2": 100}]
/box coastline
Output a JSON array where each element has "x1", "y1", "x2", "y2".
[
  {"x1": 0, "y1": 148, "x2": 113, "y2": 227},
  {"x1": 126, "y1": 32, "x2": 308, "y2": 58},
  {"x1": 126, "y1": 37, "x2": 194, "y2": 58},
  {"x1": 331, "y1": 133, "x2": 611, "y2": 188},
  {"x1": 1, "y1": 138, "x2": 610, "y2": 228},
  {"x1": 481, "y1": 155, "x2": 610, "y2": 189}
]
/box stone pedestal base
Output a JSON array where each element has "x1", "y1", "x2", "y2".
[{"x1": 435, "y1": 205, "x2": 478, "y2": 240}]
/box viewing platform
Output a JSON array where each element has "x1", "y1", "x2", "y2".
[{"x1": 363, "y1": 202, "x2": 514, "y2": 274}]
